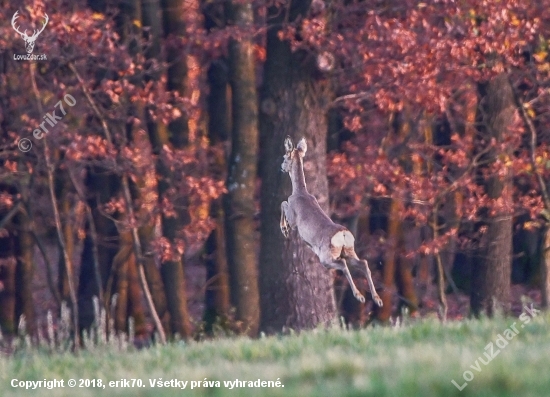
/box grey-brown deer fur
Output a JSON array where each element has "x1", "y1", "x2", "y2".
[{"x1": 280, "y1": 136, "x2": 383, "y2": 306}]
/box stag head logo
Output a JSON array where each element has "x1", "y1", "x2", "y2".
[{"x1": 11, "y1": 11, "x2": 49, "y2": 54}]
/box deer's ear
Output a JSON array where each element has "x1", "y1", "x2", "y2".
[
  {"x1": 296, "y1": 138, "x2": 307, "y2": 156},
  {"x1": 284, "y1": 136, "x2": 294, "y2": 153}
]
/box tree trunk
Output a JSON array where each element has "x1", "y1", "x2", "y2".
[
  {"x1": 204, "y1": 201, "x2": 231, "y2": 331},
  {"x1": 541, "y1": 226, "x2": 550, "y2": 308},
  {"x1": 113, "y1": 243, "x2": 129, "y2": 332},
  {"x1": 157, "y1": 0, "x2": 195, "y2": 339},
  {"x1": 0, "y1": 228, "x2": 16, "y2": 334},
  {"x1": 78, "y1": 0, "x2": 135, "y2": 335},
  {"x1": 203, "y1": 59, "x2": 232, "y2": 332},
  {"x1": 376, "y1": 198, "x2": 399, "y2": 323},
  {"x1": 259, "y1": 1, "x2": 336, "y2": 332},
  {"x1": 79, "y1": 167, "x2": 120, "y2": 331},
  {"x1": 56, "y1": 171, "x2": 74, "y2": 305},
  {"x1": 223, "y1": 0, "x2": 260, "y2": 336},
  {"x1": 127, "y1": 246, "x2": 147, "y2": 335},
  {"x1": 471, "y1": 74, "x2": 514, "y2": 317},
  {"x1": 87, "y1": 0, "x2": 146, "y2": 338},
  {"x1": 14, "y1": 209, "x2": 35, "y2": 334},
  {"x1": 142, "y1": 0, "x2": 206, "y2": 339},
  {"x1": 397, "y1": 218, "x2": 419, "y2": 315}
]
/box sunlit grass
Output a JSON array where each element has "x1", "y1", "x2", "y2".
[{"x1": 1, "y1": 309, "x2": 549, "y2": 396}]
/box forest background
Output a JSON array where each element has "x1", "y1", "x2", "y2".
[{"x1": 1, "y1": 0, "x2": 550, "y2": 346}]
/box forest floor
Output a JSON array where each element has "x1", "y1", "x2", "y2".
[{"x1": 1, "y1": 309, "x2": 549, "y2": 397}]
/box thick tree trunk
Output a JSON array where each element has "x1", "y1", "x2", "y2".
[
  {"x1": 79, "y1": 168, "x2": 120, "y2": 331},
  {"x1": 79, "y1": 165, "x2": 123, "y2": 331},
  {"x1": 259, "y1": 1, "x2": 336, "y2": 332},
  {"x1": 0, "y1": 230, "x2": 16, "y2": 334},
  {"x1": 85, "y1": 0, "x2": 139, "y2": 337},
  {"x1": 141, "y1": 251, "x2": 171, "y2": 334},
  {"x1": 127, "y1": 246, "x2": 147, "y2": 334},
  {"x1": 78, "y1": 0, "x2": 137, "y2": 334},
  {"x1": 471, "y1": 74, "x2": 514, "y2": 317},
  {"x1": 142, "y1": 0, "x2": 205, "y2": 339},
  {"x1": 203, "y1": 201, "x2": 231, "y2": 331},
  {"x1": 113, "y1": 245, "x2": 129, "y2": 332},
  {"x1": 377, "y1": 198, "x2": 399, "y2": 323},
  {"x1": 203, "y1": 59, "x2": 232, "y2": 332},
  {"x1": 56, "y1": 172, "x2": 73, "y2": 305},
  {"x1": 14, "y1": 209, "x2": 35, "y2": 334},
  {"x1": 223, "y1": 0, "x2": 260, "y2": 336},
  {"x1": 397, "y1": 218, "x2": 419, "y2": 315},
  {"x1": 541, "y1": 226, "x2": 550, "y2": 308},
  {"x1": 157, "y1": 0, "x2": 195, "y2": 339}
]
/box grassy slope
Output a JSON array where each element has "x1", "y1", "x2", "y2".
[{"x1": 1, "y1": 312, "x2": 549, "y2": 397}]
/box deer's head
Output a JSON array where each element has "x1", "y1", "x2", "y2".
[
  {"x1": 281, "y1": 136, "x2": 307, "y2": 173},
  {"x1": 12, "y1": 11, "x2": 49, "y2": 54}
]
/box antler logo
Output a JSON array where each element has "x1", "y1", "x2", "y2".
[{"x1": 11, "y1": 11, "x2": 49, "y2": 54}]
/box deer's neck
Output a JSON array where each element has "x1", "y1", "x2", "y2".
[{"x1": 290, "y1": 157, "x2": 307, "y2": 194}]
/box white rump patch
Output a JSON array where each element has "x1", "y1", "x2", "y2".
[{"x1": 331, "y1": 230, "x2": 354, "y2": 248}]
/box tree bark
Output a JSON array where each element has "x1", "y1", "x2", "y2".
[
  {"x1": 541, "y1": 226, "x2": 550, "y2": 308},
  {"x1": 259, "y1": 1, "x2": 336, "y2": 332},
  {"x1": 376, "y1": 198, "x2": 399, "y2": 323},
  {"x1": 223, "y1": 0, "x2": 260, "y2": 336},
  {"x1": 79, "y1": 169, "x2": 120, "y2": 330},
  {"x1": 0, "y1": 228, "x2": 16, "y2": 334},
  {"x1": 56, "y1": 170, "x2": 73, "y2": 305},
  {"x1": 471, "y1": 74, "x2": 514, "y2": 317},
  {"x1": 87, "y1": 0, "x2": 160, "y2": 338},
  {"x1": 203, "y1": 59, "x2": 232, "y2": 332},
  {"x1": 142, "y1": 0, "x2": 205, "y2": 338},
  {"x1": 14, "y1": 209, "x2": 35, "y2": 334},
  {"x1": 203, "y1": 201, "x2": 231, "y2": 331},
  {"x1": 113, "y1": 242, "x2": 129, "y2": 332},
  {"x1": 397, "y1": 218, "x2": 419, "y2": 315}
]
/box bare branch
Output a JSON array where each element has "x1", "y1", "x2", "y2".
[
  {"x1": 0, "y1": 201, "x2": 22, "y2": 230},
  {"x1": 510, "y1": 80, "x2": 550, "y2": 212}
]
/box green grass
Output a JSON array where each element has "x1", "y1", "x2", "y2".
[{"x1": 1, "y1": 311, "x2": 549, "y2": 396}]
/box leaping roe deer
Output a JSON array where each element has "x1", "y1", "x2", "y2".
[{"x1": 280, "y1": 137, "x2": 383, "y2": 306}]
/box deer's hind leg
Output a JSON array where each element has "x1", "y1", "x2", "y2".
[
  {"x1": 321, "y1": 252, "x2": 365, "y2": 303},
  {"x1": 346, "y1": 249, "x2": 383, "y2": 307}
]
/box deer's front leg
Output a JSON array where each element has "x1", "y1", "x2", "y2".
[
  {"x1": 280, "y1": 201, "x2": 290, "y2": 238},
  {"x1": 348, "y1": 255, "x2": 383, "y2": 307}
]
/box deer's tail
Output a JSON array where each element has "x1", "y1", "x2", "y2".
[{"x1": 331, "y1": 229, "x2": 355, "y2": 249}]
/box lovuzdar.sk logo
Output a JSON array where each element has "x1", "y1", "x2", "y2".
[{"x1": 12, "y1": 10, "x2": 48, "y2": 61}]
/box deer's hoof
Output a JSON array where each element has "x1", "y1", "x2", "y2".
[
  {"x1": 355, "y1": 293, "x2": 365, "y2": 303},
  {"x1": 374, "y1": 296, "x2": 383, "y2": 307},
  {"x1": 281, "y1": 225, "x2": 290, "y2": 238}
]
